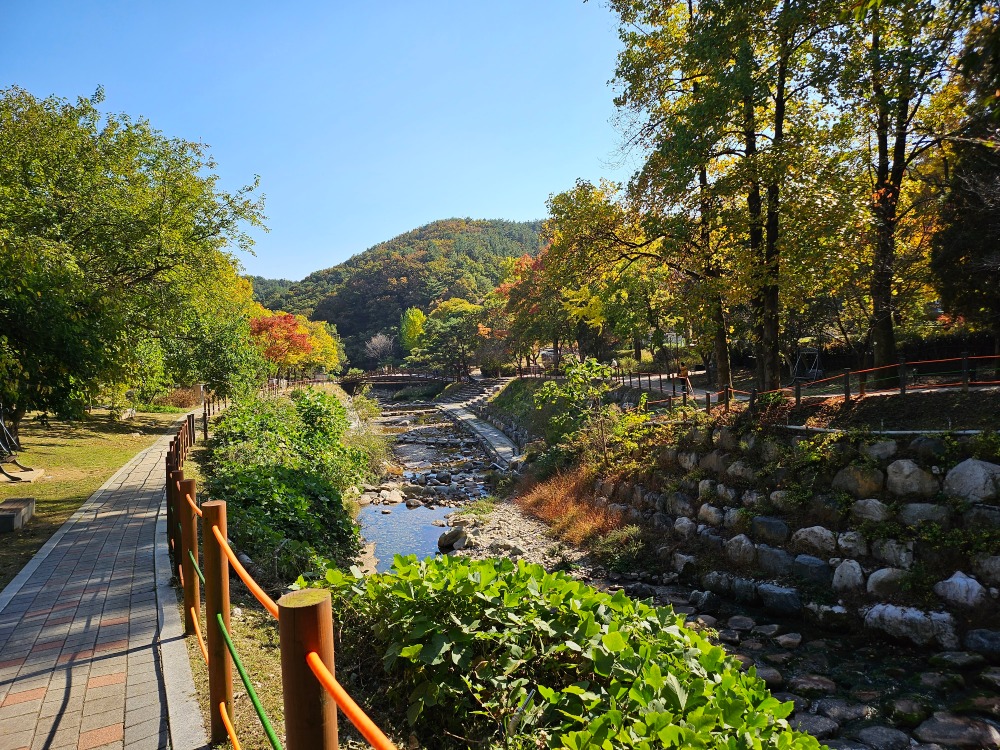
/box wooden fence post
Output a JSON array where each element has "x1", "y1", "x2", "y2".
[
  {"x1": 279, "y1": 590, "x2": 338, "y2": 750},
  {"x1": 169, "y1": 469, "x2": 185, "y2": 574},
  {"x1": 724, "y1": 385, "x2": 731, "y2": 412},
  {"x1": 795, "y1": 380, "x2": 801, "y2": 407},
  {"x1": 962, "y1": 351, "x2": 970, "y2": 392},
  {"x1": 859, "y1": 372, "x2": 867, "y2": 398},
  {"x1": 705, "y1": 391, "x2": 711, "y2": 413},
  {"x1": 178, "y1": 478, "x2": 200, "y2": 636},
  {"x1": 203, "y1": 410, "x2": 209, "y2": 442},
  {"x1": 203, "y1": 501, "x2": 233, "y2": 745},
  {"x1": 682, "y1": 389, "x2": 687, "y2": 407},
  {"x1": 843, "y1": 369, "x2": 852, "y2": 402},
  {"x1": 749, "y1": 388, "x2": 757, "y2": 415},
  {"x1": 899, "y1": 358, "x2": 907, "y2": 396}
]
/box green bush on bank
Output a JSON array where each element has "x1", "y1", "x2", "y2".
[
  {"x1": 305, "y1": 556, "x2": 820, "y2": 750},
  {"x1": 206, "y1": 389, "x2": 367, "y2": 581}
]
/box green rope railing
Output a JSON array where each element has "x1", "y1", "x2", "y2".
[
  {"x1": 216, "y1": 613, "x2": 283, "y2": 750},
  {"x1": 189, "y1": 550, "x2": 206, "y2": 586}
]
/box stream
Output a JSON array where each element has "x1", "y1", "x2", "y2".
[{"x1": 354, "y1": 392, "x2": 1000, "y2": 749}]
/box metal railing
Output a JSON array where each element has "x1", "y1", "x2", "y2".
[{"x1": 166, "y1": 418, "x2": 397, "y2": 750}]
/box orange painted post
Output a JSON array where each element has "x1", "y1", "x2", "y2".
[
  {"x1": 179, "y1": 478, "x2": 200, "y2": 636},
  {"x1": 202, "y1": 501, "x2": 233, "y2": 744},
  {"x1": 169, "y1": 469, "x2": 185, "y2": 572},
  {"x1": 278, "y1": 589, "x2": 338, "y2": 750}
]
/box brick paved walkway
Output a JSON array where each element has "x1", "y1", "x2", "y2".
[{"x1": 0, "y1": 427, "x2": 201, "y2": 750}]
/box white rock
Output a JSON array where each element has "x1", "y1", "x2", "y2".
[
  {"x1": 725, "y1": 534, "x2": 756, "y2": 566},
  {"x1": 833, "y1": 560, "x2": 865, "y2": 592},
  {"x1": 698, "y1": 504, "x2": 724, "y2": 526},
  {"x1": 886, "y1": 459, "x2": 939, "y2": 498},
  {"x1": 674, "y1": 517, "x2": 697, "y2": 539},
  {"x1": 933, "y1": 571, "x2": 988, "y2": 609},
  {"x1": 673, "y1": 553, "x2": 696, "y2": 574},
  {"x1": 943, "y1": 458, "x2": 1000, "y2": 502},
  {"x1": 678, "y1": 451, "x2": 700, "y2": 471},
  {"x1": 837, "y1": 530, "x2": 868, "y2": 558},
  {"x1": 867, "y1": 567, "x2": 907, "y2": 597},
  {"x1": 852, "y1": 498, "x2": 891, "y2": 523},
  {"x1": 861, "y1": 440, "x2": 897, "y2": 461},
  {"x1": 872, "y1": 538, "x2": 914, "y2": 569},
  {"x1": 791, "y1": 525, "x2": 837, "y2": 557},
  {"x1": 863, "y1": 604, "x2": 958, "y2": 648},
  {"x1": 698, "y1": 479, "x2": 717, "y2": 499}
]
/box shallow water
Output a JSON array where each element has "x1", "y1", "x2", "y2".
[{"x1": 357, "y1": 503, "x2": 453, "y2": 572}]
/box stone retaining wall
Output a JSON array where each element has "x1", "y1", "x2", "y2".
[{"x1": 591, "y1": 425, "x2": 1000, "y2": 657}]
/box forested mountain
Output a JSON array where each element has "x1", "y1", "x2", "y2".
[{"x1": 250, "y1": 218, "x2": 543, "y2": 363}]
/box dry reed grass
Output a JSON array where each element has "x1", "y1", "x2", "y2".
[{"x1": 515, "y1": 466, "x2": 625, "y2": 546}]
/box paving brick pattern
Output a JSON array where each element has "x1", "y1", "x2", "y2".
[{"x1": 0, "y1": 432, "x2": 178, "y2": 750}]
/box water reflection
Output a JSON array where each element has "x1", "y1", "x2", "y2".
[{"x1": 357, "y1": 503, "x2": 453, "y2": 572}]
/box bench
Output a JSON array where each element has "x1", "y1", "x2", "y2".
[{"x1": 0, "y1": 497, "x2": 35, "y2": 532}]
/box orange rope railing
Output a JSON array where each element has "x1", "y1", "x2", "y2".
[
  {"x1": 306, "y1": 651, "x2": 398, "y2": 750},
  {"x1": 220, "y1": 702, "x2": 242, "y2": 750},
  {"x1": 186, "y1": 492, "x2": 203, "y2": 518},
  {"x1": 191, "y1": 607, "x2": 209, "y2": 664},
  {"x1": 211, "y1": 524, "x2": 280, "y2": 619}
]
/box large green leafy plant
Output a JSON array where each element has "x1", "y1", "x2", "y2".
[
  {"x1": 207, "y1": 389, "x2": 366, "y2": 581},
  {"x1": 309, "y1": 556, "x2": 820, "y2": 750}
]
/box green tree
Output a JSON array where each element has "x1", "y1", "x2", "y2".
[
  {"x1": 406, "y1": 298, "x2": 483, "y2": 377},
  {"x1": 0, "y1": 87, "x2": 265, "y2": 429},
  {"x1": 399, "y1": 307, "x2": 427, "y2": 353}
]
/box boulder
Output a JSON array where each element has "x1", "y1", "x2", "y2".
[
  {"x1": 867, "y1": 567, "x2": 907, "y2": 597},
  {"x1": 934, "y1": 571, "x2": 988, "y2": 609},
  {"x1": 898, "y1": 502, "x2": 951, "y2": 527},
  {"x1": 788, "y1": 674, "x2": 836, "y2": 696},
  {"x1": 656, "y1": 447, "x2": 678, "y2": 469},
  {"x1": 714, "y1": 427, "x2": 739, "y2": 451},
  {"x1": 752, "y1": 516, "x2": 790, "y2": 545},
  {"x1": 725, "y1": 534, "x2": 756, "y2": 566},
  {"x1": 678, "y1": 451, "x2": 700, "y2": 471},
  {"x1": 889, "y1": 697, "x2": 932, "y2": 727},
  {"x1": 791, "y1": 525, "x2": 836, "y2": 557},
  {"x1": 769, "y1": 490, "x2": 798, "y2": 512},
  {"x1": 698, "y1": 503, "x2": 724, "y2": 526},
  {"x1": 838, "y1": 530, "x2": 868, "y2": 558},
  {"x1": 854, "y1": 726, "x2": 911, "y2": 750},
  {"x1": 651, "y1": 512, "x2": 673, "y2": 529},
  {"x1": 964, "y1": 629, "x2": 1000, "y2": 660},
  {"x1": 757, "y1": 545, "x2": 795, "y2": 577},
  {"x1": 437, "y1": 526, "x2": 468, "y2": 551},
  {"x1": 944, "y1": 458, "x2": 1000, "y2": 502},
  {"x1": 861, "y1": 440, "x2": 898, "y2": 462},
  {"x1": 732, "y1": 577, "x2": 759, "y2": 603},
  {"x1": 817, "y1": 699, "x2": 874, "y2": 723},
  {"x1": 910, "y1": 436, "x2": 948, "y2": 462},
  {"x1": 793, "y1": 555, "x2": 833, "y2": 587},
  {"x1": 928, "y1": 651, "x2": 986, "y2": 669},
  {"x1": 435, "y1": 471, "x2": 452, "y2": 484},
  {"x1": 673, "y1": 553, "x2": 696, "y2": 575},
  {"x1": 722, "y1": 507, "x2": 743, "y2": 530},
  {"x1": 872, "y1": 538, "x2": 914, "y2": 569},
  {"x1": 698, "y1": 479, "x2": 718, "y2": 499},
  {"x1": 758, "y1": 583, "x2": 802, "y2": 615},
  {"x1": 667, "y1": 492, "x2": 695, "y2": 518},
  {"x1": 974, "y1": 556, "x2": 1000, "y2": 586},
  {"x1": 727, "y1": 460, "x2": 758, "y2": 483},
  {"x1": 717, "y1": 484, "x2": 740, "y2": 506},
  {"x1": 863, "y1": 604, "x2": 958, "y2": 648},
  {"x1": 964, "y1": 503, "x2": 1000, "y2": 529},
  {"x1": 833, "y1": 560, "x2": 865, "y2": 592},
  {"x1": 790, "y1": 714, "x2": 839, "y2": 739},
  {"x1": 761, "y1": 439, "x2": 783, "y2": 463},
  {"x1": 887, "y1": 459, "x2": 939, "y2": 498},
  {"x1": 914, "y1": 712, "x2": 1000, "y2": 748},
  {"x1": 832, "y1": 465, "x2": 884, "y2": 498},
  {"x1": 702, "y1": 570, "x2": 734, "y2": 594},
  {"x1": 741, "y1": 489, "x2": 763, "y2": 508},
  {"x1": 699, "y1": 450, "x2": 732, "y2": 475},
  {"x1": 674, "y1": 517, "x2": 697, "y2": 539},
  {"x1": 810, "y1": 494, "x2": 847, "y2": 525},
  {"x1": 852, "y1": 498, "x2": 891, "y2": 523}
]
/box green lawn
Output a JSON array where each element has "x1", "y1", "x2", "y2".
[{"x1": 0, "y1": 409, "x2": 185, "y2": 591}]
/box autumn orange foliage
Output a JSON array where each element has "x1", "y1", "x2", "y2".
[{"x1": 515, "y1": 467, "x2": 624, "y2": 546}]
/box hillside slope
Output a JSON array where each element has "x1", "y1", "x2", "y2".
[{"x1": 251, "y1": 218, "x2": 542, "y2": 363}]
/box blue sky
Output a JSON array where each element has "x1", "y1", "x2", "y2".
[{"x1": 2, "y1": 1, "x2": 636, "y2": 280}]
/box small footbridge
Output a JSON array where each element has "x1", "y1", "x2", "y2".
[{"x1": 338, "y1": 369, "x2": 456, "y2": 393}]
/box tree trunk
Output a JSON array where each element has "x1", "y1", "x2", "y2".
[
  {"x1": 869, "y1": 17, "x2": 907, "y2": 386},
  {"x1": 744, "y1": 86, "x2": 766, "y2": 390},
  {"x1": 712, "y1": 300, "x2": 733, "y2": 389},
  {"x1": 633, "y1": 337, "x2": 642, "y2": 362},
  {"x1": 760, "y1": 35, "x2": 789, "y2": 392}
]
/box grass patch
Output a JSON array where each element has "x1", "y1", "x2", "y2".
[
  {"x1": 455, "y1": 496, "x2": 496, "y2": 521},
  {"x1": 0, "y1": 409, "x2": 185, "y2": 591},
  {"x1": 486, "y1": 378, "x2": 552, "y2": 438}
]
